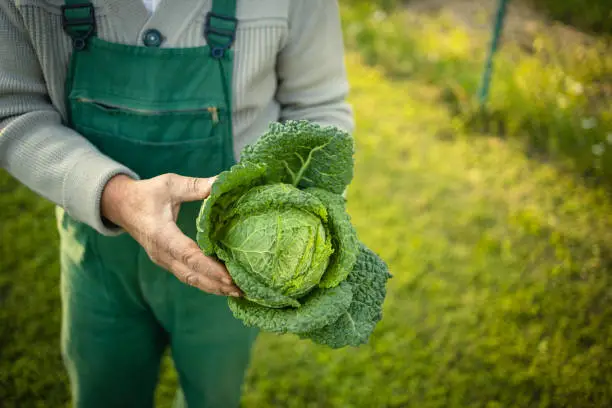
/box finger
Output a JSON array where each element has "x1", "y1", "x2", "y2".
[
  {"x1": 163, "y1": 223, "x2": 236, "y2": 286},
  {"x1": 168, "y1": 173, "x2": 217, "y2": 202},
  {"x1": 145, "y1": 240, "x2": 241, "y2": 296},
  {"x1": 169, "y1": 260, "x2": 242, "y2": 296}
]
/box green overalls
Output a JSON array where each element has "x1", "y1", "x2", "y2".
[{"x1": 56, "y1": 1, "x2": 258, "y2": 407}]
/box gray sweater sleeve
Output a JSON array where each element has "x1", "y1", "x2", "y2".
[
  {"x1": 0, "y1": 1, "x2": 139, "y2": 236},
  {"x1": 276, "y1": 0, "x2": 355, "y2": 134}
]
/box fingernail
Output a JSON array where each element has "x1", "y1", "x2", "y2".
[
  {"x1": 230, "y1": 291, "x2": 241, "y2": 297},
  {"x1": 208, "y1": 176, "x2": 217, "y2": 185}
]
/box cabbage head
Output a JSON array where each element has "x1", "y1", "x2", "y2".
[{"x1": 196, "y1": 120, "x2": 391, "y2": 348}]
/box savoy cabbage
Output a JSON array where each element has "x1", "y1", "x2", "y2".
[{"x1": 196, "y1": 120, "x2": 391, "y2": 348}]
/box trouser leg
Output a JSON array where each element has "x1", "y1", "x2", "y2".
[
  {"x1": 60, "y1": 247, "x2": 167, "y2": 408},
  {"x1": 164, "y1": 283, "x2": 258, "y2": 408}
]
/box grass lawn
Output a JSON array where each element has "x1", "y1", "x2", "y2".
[{"x1": 2, "y1": 51, "x2": 612, "y2": 407}]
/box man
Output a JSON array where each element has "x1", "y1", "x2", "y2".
[{"x1": 0, "y1": 0, "x2": 354, "y2": 407}]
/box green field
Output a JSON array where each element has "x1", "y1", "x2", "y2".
[{"x1": 3, "y1": 3, "x2": 612, "y2": 407}]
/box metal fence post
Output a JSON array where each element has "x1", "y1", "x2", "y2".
[{"x1": 478, "y1": 0, "x2": 510, "y2": 107}]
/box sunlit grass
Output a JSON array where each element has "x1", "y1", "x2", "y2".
[{"x1": 340, "y1": 3, "x2": 612, "y2": 184}]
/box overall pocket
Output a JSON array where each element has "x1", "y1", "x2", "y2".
[{"x1": 70, "y1": 97, "x2": 229, "y2": 179}]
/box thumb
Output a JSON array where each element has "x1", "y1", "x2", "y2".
[{"x1": 169, "y1": 174, "x2": 217, "y2": 202}]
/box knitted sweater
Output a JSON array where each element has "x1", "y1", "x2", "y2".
[{"x1": 0, "y1": 0, "x2": 354, "y2": 235}]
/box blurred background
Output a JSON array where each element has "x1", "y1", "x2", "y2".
[{"x1": 1, "y1": 0, "x2": 612, "y2": 406}]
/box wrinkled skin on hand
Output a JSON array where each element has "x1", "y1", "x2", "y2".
[{"x1": 101, "y1": 172, "x2": 242, "y2": 297}]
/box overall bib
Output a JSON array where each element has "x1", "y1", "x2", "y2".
[{"x1": 57, "y1": 1, "x2": 258, "y2": 407}]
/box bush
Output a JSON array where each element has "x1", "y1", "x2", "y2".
[{"x1": 529, "y1": 0, "x2": 612, "y2": 35}]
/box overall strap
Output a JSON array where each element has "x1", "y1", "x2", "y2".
[
  {"x1": 61, "y1": 0, "x2": 96, "y2": 51},
  {"x1": 204, "y1": 0, "x2": 238, "y2": 59}
]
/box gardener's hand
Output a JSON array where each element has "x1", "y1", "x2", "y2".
[{"x1": 100, "y1": 173, "x2": 242, "y2": 297}]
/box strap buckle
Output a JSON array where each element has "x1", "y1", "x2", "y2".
[
  {"x1": 61, "y1": 3, "x2": 96, "y2": 50},
  {"x1": 204, "y1": 12, "x2": 238, "y2": 58}
]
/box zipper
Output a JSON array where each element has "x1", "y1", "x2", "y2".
[
  {"x1": 76, "y1": 98, "x2": 221, "y2": 123},
  {"x1": 207, "y1": 106, "x2": 219, "y2": 124}
]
